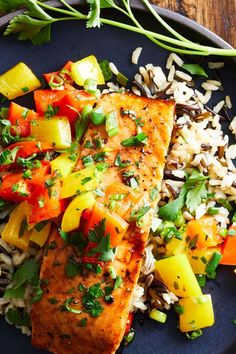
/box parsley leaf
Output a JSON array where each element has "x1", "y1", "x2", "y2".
[
  {"x1": 186, "y1": 181, "x2": 207, "y2": 213},
  {"x1": 87, "y1": 0, "x2": 101, "y2": 28}
]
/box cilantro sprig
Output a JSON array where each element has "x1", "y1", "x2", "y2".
[
  {"x1": 159, "y1": 169, "x2": 208, "y2": 221},
  {"x1": 0, "y1": 0, "x2": 236, "y2": 56}
]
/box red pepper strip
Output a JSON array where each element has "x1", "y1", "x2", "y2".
[
  {"x1": 43, "y1": 61, "x2": 74, "y2": 88},
  {"x1": 124, "y1": 313, "x2": 134, "y2": 336},
  {"x1": 220, "y1": 225, "x2": 236, "y2": 265},
  {"x1": 8, "y1": 141, "x2": 53, "y2": 160},
  {"x1": 33, "y1": 89, "x2": 69, "y2": 115},
  {"x1": 7, "y1": 102, "x2": 38, "y2": 137},
  {"x1": 28, "y1": 175, "x2": 66, "y2": 224},
  {"x1": 0, "y1": 162, "x2": 50, "y2": 203}
]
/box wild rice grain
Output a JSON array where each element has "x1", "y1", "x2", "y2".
[
  {"x1": 208, "y1": 61, "x2": 224, "y2": 69},
  {"x1": 132, "y1": 47, "x2": 143, "y2": 64}
]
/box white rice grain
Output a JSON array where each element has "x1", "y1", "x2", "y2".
[
  {"x1": 202, "y1": 82, "x2": 219, "y2": 91},
  {"x1": 213, "y1": 100, "x2": 225, "y2": 114},
  {"x1": 132, "y1": 47, "x2": 142, "y2": 64},
  {"x1": 225, "y1": 95, "x2": 232, "y2": 109},
  {"x1": 109, "y1": 62, "x2": 118, "y2": 75},
  {"x1": 175, "y1": 70, "x2": 192, "y2": 82},
  {"x1": 167, "y1": 65, "x2": 175, "y2": 82}
]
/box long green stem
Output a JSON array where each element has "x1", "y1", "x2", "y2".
[
  {"x1": 59, "y1": 0, "x2": 79, "y2": 13},
  {"x1": 141, "y1": 0, "x2": 191, "y2": 43}
]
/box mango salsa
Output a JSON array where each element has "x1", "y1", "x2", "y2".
[
  {"x1": 155, "y1": 254, "x2": 202, "y2": 297},
  {"x1": 0, "y1": 62, "x2": 41, "y2": 100},
  {"x1": 178, "y1": 294, "x2": 214, "y2": 332}
]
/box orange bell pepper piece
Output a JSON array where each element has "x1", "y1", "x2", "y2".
[
  {"x1": 186, "y1": 216, "x2": 222, "y2": 248},
  {"x1": 220, "y1": 225, "x2": 236, "y2": 265},
  {"x1": 7, "y1": 102, "x2": 38, "y2": 137}
]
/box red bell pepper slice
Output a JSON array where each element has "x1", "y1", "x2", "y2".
[
  {"x1": 124, "y1": 313, "x2": 134, "y2": 336},
  {"x1": 7, "y1": 102, "x2": 38, "y2": 137},
  {"x1": 34, "y1": 89, "x2": 96, "y2": 125},
  {"x1": 0, "y1": 162, "x2": 50, "y2": 203},
  {"x1": 43, "y1": 61, "x2": 74, "y2": 89},
  {"x1": 28, "y1": 174, "x2": 66, "y2": 224},
  {"x1": 8, "y1": 141, "x2": 53, "y2": 160},
  {"x1": 220, "y1": 225, "x2": 236, "y2": 265}
]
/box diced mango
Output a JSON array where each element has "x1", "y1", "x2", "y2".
[
  {"x1": 166, "y1": 233, "x2": 187, "y2": 256},
  {"x1": 61, "y1": 191, "x2": 95, "y2": 232},
  {"x1": 188, "y1": 247, "x2": 221, "y2": 274},
  {"x1": 1, "y1": 201, "x2": 32, "y2": 251},
  {"x1": 30, "y1": 221, "x2": 52, "y2": 247},
  {"x1": 179, "y1": 294, "x2": 214, "y2": 332},
  {"x1": 30, "y1": 117, "x2": 71, "y2": 149},
  {"x1": 155, "y1": 254, "x2": 202, "y2": 297},
  {"x1": 71, "y1": 55, "x2": 105, "y2": 86},
  {"x1": 50, "y1": 152, "x2": 77, "y2": 178},
  {"x1": 186, "y1": 216, "x2": 220, "y2": 248},
  {"x1": 0, "y1": 62, "x2": 41, "y2": 100},
  {"x1": 60, "y1": 165, "x2": 103, "y2": 199}
]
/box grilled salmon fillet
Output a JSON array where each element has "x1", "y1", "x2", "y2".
[{"x1": 31, "y1": 92, "x2": 175, "y2": 354}]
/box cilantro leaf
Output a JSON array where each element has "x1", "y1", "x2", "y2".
[
  {"x1": 159, "y1": 187, "x2": 187, "y2": 221},
  {"x1": 100, "y1": 0, "x2": 117, "y2": 8},
  {"x1": 87, "y1": 0, "x2": 101, "y2": 28},
  {"x1": 186, "y1": 181, "x2": 207, "y2": 213},
  {"x1": 182, "y1": 64, "x2": 208, "y2": 78},
  {"x1": 4, "y1": 284, "x2": 26, "y2": 299},
  {"x1": 4, "y1": 15, "x2": 52, "y2": 45},
  {"x1": 0, "y1": 0, "x2": 26, "y2": 12},
  {"x1": 6, "y1": 308, "x2": 30, "y2": 327},
  {"x1": 12, "y1": 259, "x2": 40, "y2": 289}
]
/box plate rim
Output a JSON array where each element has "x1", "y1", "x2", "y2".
[{"x1": 0, "y1": 0, "x2": 234, "y2": 51}]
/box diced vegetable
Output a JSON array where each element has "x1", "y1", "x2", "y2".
[
  {"x1": 178, "y1": 294, "x2": 214, "y2": 332},
  {"x1": 28, "y1": 175, "x2": 66, "y2": 224},
  {"x1": 0, "y1": 62, "x2": 41, "y2": 100},
  {"x1": 84, "y1": 203, "x2": 129, "y2": 248},
  {"x1": 1, "y1": 201, "x2": 32, "y2": 251},
  {"x1": 220, "y1": 225, "x2": 236, "y2": 265},
  {"x1": 30, "y1": 117, "x2": 71, "y2": 149},
  {"x1": 7, "y1": 102, "x2": 38, "y2": 137},
  {"x1": 50, "y1": 153, "x2": 77, "y2": 178},
  {"x1": 90, "y1": 106, "x2": 105, "y2": 125},
  {"x1": 149, "y1": 309, "x2": 167, "y2": 323},
  {"x1": 166, "y1": 233, "x2": 186, "y2": 256},
  {"x1": 7, "y1": 141, "x2": 53, "y2": 160},
  {"x1": 105, "y1": 111, "x2": 119, "y2": 137},
  {"x1": 60, "y1": 165, "x2": 104, "y2": 199},
  {"x1": 155, "y1": 254, "x2": 202, "y2": 297},
  {"x1": 30, "y1": 221, "x2": 51, "y2": 247},
  {"x1": 71, "y1": 55, "x2": 105, "y2": 86},
  {"x1": 61, "y1": 191, "x2": 95, "y2": 232},
  {"x1": 44, "y1": 61, "x2": 74, "y2": 89},
  {"x1": 186, "y1": 216, "x2": 221, "y2": 248},
  {"x1": 189, "y1": 247, "x2": 221, "y2": 274}
]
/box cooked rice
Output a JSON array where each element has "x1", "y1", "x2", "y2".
[
  {"x1": 132, "y1": 47, "x2": 142, "y2": 64},
  {"x1": 208, "y1": 61, "x2": 224, "y2": 69},
  {"x1": 109, "y1": 62, "x2": 119, "y2": 76}
]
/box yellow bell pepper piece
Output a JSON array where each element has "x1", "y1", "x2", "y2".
[
  {"x1": 61, "y1": 191, "x2": 95, "y2": 232},
  {"x1": 50, "y1": 152, "x2": 77, "y2": 178},
  {"x1": 71, "y1": 55, "x2": 105, "y2": 86},
  {"x1": 30, "y1": 221, "x2": 52, "y2": 247},
  {"x1": 0, "y1": 62, "x2": 41, "y2": 100},
  {"x1": 1, "y1": 202, "x2": 32, "y2": 251},
  {"x1": 178, "y1": 294, "x2": 214, "y2": 332},
  {"x1": 155, "y1": 254, "x2": 202, "y2": 297},
  {"x1": 166, "y1": 233, "x2": 187, "y2": 256},
  {"x1": 30, "y1": 117, "x2": 71, "y2": 149},
  {"x1": 188, "y1": 247, "x2": 221, "y2": 274},
  {"x1": 60, "y1": 165, "x2": 104, "y2": 199}
]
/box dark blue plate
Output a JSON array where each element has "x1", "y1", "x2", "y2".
[{"x1": 0, "y1": 1, "x2": 235, "y2": 353}]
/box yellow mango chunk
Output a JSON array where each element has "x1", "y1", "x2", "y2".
[
  {"x1": 188, "y1": 247, "x2": 221, "y2": 274},
  {"x1": 155, "y1": 254, "x2": 202, "y2": 297},
  {"x1": 71, "y1": 55, "x2": 105, "y2": 86},
  {"x1": 30, "y1": 117, "x2": 71, "y2": 149},
  {"x1": 60, "y1": 165, "x2": 103, "y2": 199},
  {"x1": 50, "y1": 152, "x2": 77, "y2": 178},
  {"x1": 30, "y1": 221, "x2": 51, "y2": 247},
  {"x1": 1, "y1": 202, "x2": 32, "y2": 251},
  {"x1": 0, "y1": 62, "x2": 41, "y2": 100},
  {"x1": 166, "y1": 233, "x2": 187, "y2": 256},
  {"x1": 61, "y1": 191, "x2": 95, "y2": 232},
  {"x1": 179, "y1": 294, "x2": 214, "y2": 332}
]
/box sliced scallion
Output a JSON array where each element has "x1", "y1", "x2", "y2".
[
  {"x1": 205, "y1": 252, "x2": 222, "y2": 276},
  {"x1": 105, "y1": 110, "x2": 119, "y2": 137},
  {"x1": 90, "y1": 106, "x2": 105, "y2": 125},
  {"x1": 84, "y1": 78, "x2": 97, "y2": 94},
  {"x1": 49, "y1": 74, "x2": 64, "y2": 89},
  {"x1": 149, "y1": 309, "x2": 167, "y2": 323},
  {"x1": 116, "y1": 72, "x2": 128, "y2": 86}
]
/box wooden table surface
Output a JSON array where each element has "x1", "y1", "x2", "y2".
[{"x1": 152, "y1": 0, "x2": 236, "y2": 48}]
